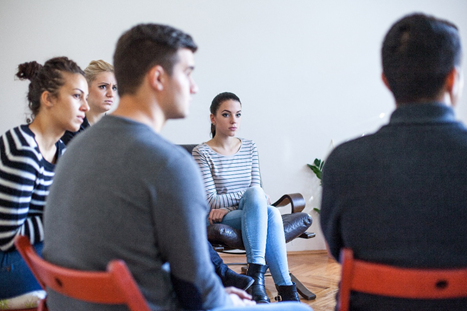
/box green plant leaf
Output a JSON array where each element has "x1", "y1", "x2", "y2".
[
  {"x1": 307, "y1": 165, "x2": 322, "y2": 180},
  {"x1": 313, "y1": 207, "x2": 321, "y2": 214},
  {"x1": 313, "y1": 158, "x2": 321, "y2": 167}
]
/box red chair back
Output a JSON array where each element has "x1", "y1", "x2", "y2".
[
  {"x1": 14, "y1": 235, "x2": 150, "y2": 311},
  {"x1": 338, "y1": 248, "x2": 467, "y2": 311}
]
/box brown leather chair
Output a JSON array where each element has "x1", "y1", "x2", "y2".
[{"x1": 180, "y1": 144, "x2": 316, "y2": 300}]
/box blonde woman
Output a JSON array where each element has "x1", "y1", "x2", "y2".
[{"x1": 61, "y1": 60, "x2": 117, "y2": 145}]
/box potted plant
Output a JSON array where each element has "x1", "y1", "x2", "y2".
[{"x1": 307, "y1": 158, "x2": 324, "y2": 214}]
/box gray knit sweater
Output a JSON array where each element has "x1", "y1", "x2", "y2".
[{"x1": 43, "y1": 116, "x2": 230, "y2": 310}]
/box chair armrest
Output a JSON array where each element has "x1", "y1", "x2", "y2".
[
  {"x1": 298, "y1": 232, "x2": 316, "y2": 239},
  {"x1": 272, "y1": 193, "x2": 305, "y2": 213}
]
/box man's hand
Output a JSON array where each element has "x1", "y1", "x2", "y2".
[
  {"x1": 209, "y1": 208, "x2": 229, "y2": 225},
  {"x1": 225, "y1": 287, "x2": 255, "y2": 306}
]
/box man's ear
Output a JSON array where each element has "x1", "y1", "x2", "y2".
[
  {"x1": 445, "y1": 67, "x2": 463, "y2": 106},
  {"x1": 40, "y1": 91, "x2": 54, "y2": 108},
  {"x1": 381, "y1": 72, "x2": 391, "y2": 90},
  {"x1": 445, "y1": 67, "x2": 458, "y2": 93},
  {"x1": 148, "y1": 65, "x2": 165, "y2": 91}
]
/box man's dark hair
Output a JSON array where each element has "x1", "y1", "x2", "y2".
[
  {"x1": 382, "y1": 13, "x2": 462, "y2": 103},
  {"x1": 113, "y1": 23, "x2": 198, "y2": 96}
]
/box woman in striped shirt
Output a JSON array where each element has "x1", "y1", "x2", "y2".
[
  {"x1": 193, "y1": 92, "x2": 299, "y2": 303},
  {"x1": 0, "y1": 57, "x2": 89, "y2": 299}
]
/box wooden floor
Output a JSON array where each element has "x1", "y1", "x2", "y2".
[{"x1": 219, "y1": 250, "x2": 341, "y2": 311}]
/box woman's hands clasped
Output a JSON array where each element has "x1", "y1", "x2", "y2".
[{"x1": 208, "y1": 208, "x2": 230, "y2": 225}]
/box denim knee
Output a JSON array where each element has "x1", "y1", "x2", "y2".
[
  {"x1": 267, "y1": 205, "x2": 282, "y2": 224},
  {"x1": 241, "y1": 186, "x2": 267, "y2": 205}
]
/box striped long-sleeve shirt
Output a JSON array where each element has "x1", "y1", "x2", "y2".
[
  {"x1": 0, "y1": 125, "x2": 65, "y2": 251},
  {"x1": 192, "y1": 138, "x2": 261, "y2": 211}
]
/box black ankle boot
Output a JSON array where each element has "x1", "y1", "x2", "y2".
[
  {"x1": 274, "y1": 282, "x2": 300, "y2": 302},
  {"x1": 222, "y1": 269, "x2": 255, "y2": 290},
  {"x1": 209, "y1": 244, "x2": 254, "y2": 290},
  {"x1": 246, "y1": 263, "x2": 270, "y2": 303}
]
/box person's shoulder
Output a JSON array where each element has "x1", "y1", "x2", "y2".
[
  {"x1": 0, "y1": 125, "x2": 20, "y2": 142},
  {"x1": 192, "y1": 142, "x2": 213, "y2": 156},
  {"x1": 240, "y1": 138, "x2": 254, "y2": 144},
  {"x1": 141, "y1": 134, "x2": 184, "y2": 159},
  {"x1": 137, "y1": 134, "x2": 195, "y2": 169},
  {"x1": 2, "y1": 125, "x2": 38, "y2": 152},
  {"x1": 157, "y1": 143, "x2": 202, "y2": 179},
  {"x1": 325, "y1": 133, "x2": 379, "y2": 169},
  {"x1": 12, "y1": 125, "x2": 34, "y2": 141},
  {"x1": 170, "y1": 143, "x2": 195, "y2": 161},
  {"x1": 0, "y1": 125, "x2": 44, "y2": 168},
  {"x1": 193, "y1": 142, "x2": 209, "y2": 151},
  {"x1": 240, "y1": 138, "x2": 256, "y2": 147},
  {"x1": 238, "y1": 138, "x2": 257, "y2": 152},
  {"x1": 78, "y1": 116, "x2": 154, "y2": 147}
]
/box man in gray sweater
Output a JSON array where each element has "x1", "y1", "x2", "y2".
[{"x1": 43, "y1": 24, "x2": 311, "y2": 311}]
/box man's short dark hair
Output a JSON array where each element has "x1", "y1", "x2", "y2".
[
  {"x1": 382, "y1": 13, "x2": 462, "y2": 103},
  {"x1": 113, "y1": 23, "x2": 198, "y2": 96}
]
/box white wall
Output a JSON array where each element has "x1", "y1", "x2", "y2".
[{"x1": 1, "y1": 0, "x2": 467, "y2": 251}]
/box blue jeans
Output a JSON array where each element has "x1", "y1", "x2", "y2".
[
  {"x1": 211, "y1": 186, "x2": 292, "y2": 286},
  {"x1": 211, "y1": 301, "x2": 312, "y2": 311},
  {"x1": 0, "y1": 242, "x2": 43, "y2": 299}
]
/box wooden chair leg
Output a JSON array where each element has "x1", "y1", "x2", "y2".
[
  {"x1": 39, "y1": 298, "x2": 48, "y2": 311},
  {"x1": 291, "y1": 273, "x2": 316, "y2": 300},
  {"x1": 241, "y1": 266, "x2": 247, "y2": 274}
]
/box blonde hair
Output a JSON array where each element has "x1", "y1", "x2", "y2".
[{"x1": 84, "y1": 60, "x2": 114, "y2": 86}]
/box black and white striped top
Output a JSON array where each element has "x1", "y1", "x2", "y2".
[
  {"x1": 0, "y1": 125, "x2": 65, "y2": 251},
  {"x1": 192, "y1": 138, "x2": 261, "y2": 211}
]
